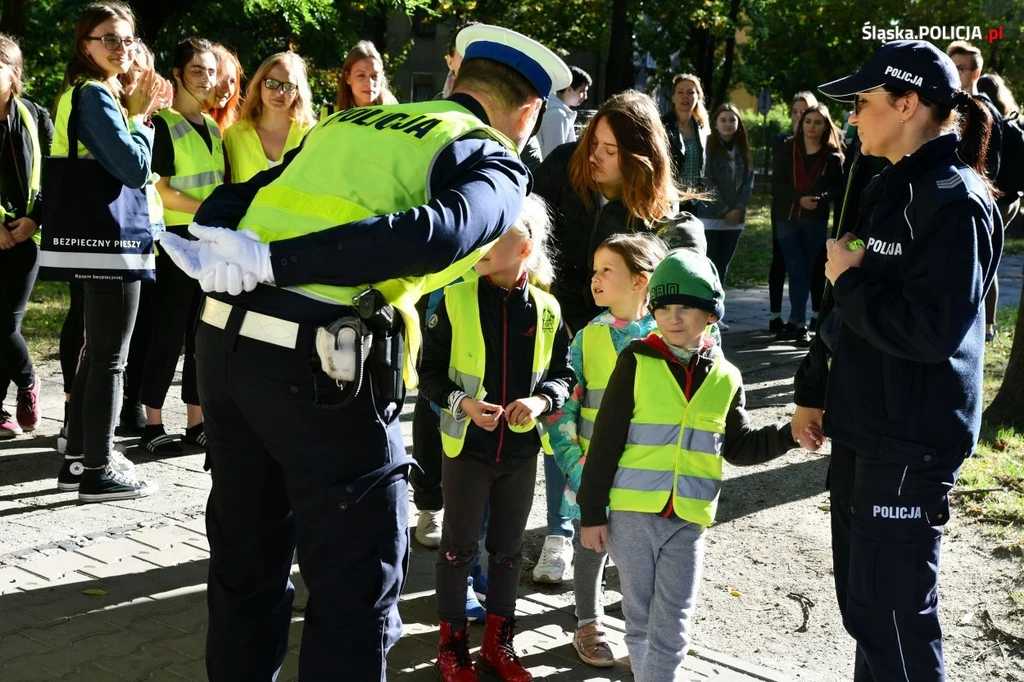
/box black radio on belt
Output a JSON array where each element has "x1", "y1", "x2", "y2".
[{"x1": 354, "y1": 288, "x2": 405, "y2": 403}]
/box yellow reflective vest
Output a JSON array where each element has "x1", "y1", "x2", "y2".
[
  {"x1": 439, "y1": 278, "x2": 560, "y2": 458},
  {"x1": 154, "y1": 109, "x2": 224, "y2": 225},
  {"x1": 237, "y1": 100, "x2": 517, "y2": 387},
  {"x1": 608, "y1": 352, "x2": 741, "y2": 527},
  {"x1": 577, "y1": 324, "x2": 618, "y2": 455},
  {"x1": 224, "y1": 119, "x2": 308, "y2": 184}
]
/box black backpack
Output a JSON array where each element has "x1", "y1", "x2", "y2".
[{"x1": 995, "y1": 110, "x2": 1024, "y2": 199}]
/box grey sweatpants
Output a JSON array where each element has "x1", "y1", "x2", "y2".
[{"x1": 606, "y1": 510, "x2": 707, "y2": 682}]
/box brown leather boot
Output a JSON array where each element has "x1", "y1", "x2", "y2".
[
  {"x1": 436, "y1": 620, "x2": 478, "y2": 682},
  {"x1": 476, "y1": 612, "x2": 532, "y2": 682}
]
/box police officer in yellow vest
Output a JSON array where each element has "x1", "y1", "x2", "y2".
[
  {"x1": 577, "y1": 249, "x2": 800, "y2": 680},
  {"x1": 156, "y1": 25, "x2": 570, "y2": 682}
]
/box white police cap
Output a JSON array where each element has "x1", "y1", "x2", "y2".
[{"x1": 456, "y1": 24, "x2": 571, "y2": 98}]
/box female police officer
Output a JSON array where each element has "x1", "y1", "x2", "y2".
[
  {"x1": 792, "y1": 41, "x2": 1000, "y2": 681},
  {"x1": 158, "y1": 25, "x2": 569, "y2": 682}
]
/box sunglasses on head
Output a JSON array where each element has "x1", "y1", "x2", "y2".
[{"x1": 264, "y1": 78, "x2": 297, "y2": 93}]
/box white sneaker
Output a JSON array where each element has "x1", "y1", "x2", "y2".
[
  {"x1": 415, "y1": 509, "x2": 443, "y2": 548},
  {"x1": 533, "y1": 535, "x2": 573, "y2": 583}
]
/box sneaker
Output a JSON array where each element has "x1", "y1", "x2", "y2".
[
  {"x1": 119, "y1": 400, "x2": 147, "y2": 435},
  {"x1": 573, "y1": 621, "x2": 615, "y2": 668},
  {"x1": 141, "y1": 425, "x2": 182, "y2": 454},
  {"x1": 57, "y1": 455, "x2": 85, "y2": 491},
  {"x1": 16, "y1": 376, "x2": 40, "y2": 432},
  {"x1": 466, "y1": 578, "x2": 486, "y2": 622},
  {"x1": 415, "y1": 509, "x2": 443, "y2": 548},
  {"x1": 0, "y1": 409, "x2": 22, "y2": 439},
  {"x1": 775, "y1": 322, "x2": 798, "y2": 341},
  {"x1": 182, "y1": 423, "x2": 207, "y2": 448},
  {"x1": 768, "y1": 317, "x2": 784, "y2": 334},
  {"x1": 78, "y1": 464, "x2": 158, "y2": 503},
  {"x1": 532, "y1": 535, "x2": 573, "y2": 584},
  {"x1": 470, "y1": 564, "x2": 488, "y2": 600},
  {"x1": 986, "y1": 330, "x2": 996, "y2": 343},
  {"x1": 793, "y1": 327, "x2": 812, "y2": 347},
  {"x1": 57, "y1": 402, "x2": 70, "y2": 454}
]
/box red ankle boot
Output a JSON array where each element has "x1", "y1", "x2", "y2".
[
  {"x1": 436, "y1": 621, "x2": 478, "y2": 682},
  {"x1": 476, "y1": 613, "x2": 532, "y2": 682}
]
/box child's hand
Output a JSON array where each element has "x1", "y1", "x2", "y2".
[
  {"x1": 791, "y1": 406, "x2": 826, "y2": 451},
  {"x1": 460, "y1": 397, "x2": 503, "y2": 431},
  {"x1": 581, "y1": 525, "x2": 608, "y2": 553},
  {"x1": 505, "y1": 396, "x2": 547, "y2": 428}
]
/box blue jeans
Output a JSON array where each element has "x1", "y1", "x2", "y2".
[
  {"x1": 776, "y1": 217, "x2": 828, "y2": 325},
  {"x1": 545, "y1": 453, "x2": 574, "y2": 538}
]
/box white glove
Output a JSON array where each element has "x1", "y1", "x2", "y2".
[{"x1": 157, "y1": 223, "x2": 273, "y2": 294}]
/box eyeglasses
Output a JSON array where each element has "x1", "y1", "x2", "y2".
[
  {"x1": 264, "y1": 78, "x2": 297, "y2": 93},
  {"x1": 86, "y1": 35, "x2": 136, "y2": 51},
  {"x1": 854, "y1": 91, "x2": 890, "y2": 115}
]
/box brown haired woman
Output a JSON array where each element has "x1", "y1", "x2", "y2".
[
  {"x1": 0, "y1": 33, "x2": 53, "y2": 439},
  {"x1": 662, "y1": 74, "x2": 710, "y2": 206},
  {"x1": 770, "y1": 102, "x2": 843, "y2": 345},
  {"x1": 224, "y1": 51, "x2": 316, "y2": 184},
  {"x1": 700, "y1": 103, "x2": 754, "y2": 291},
  {"x1": 337, "y1": 40, "x2": 397, "y2": 110},
  {"x1": 531, "y1": 89, "x2": 705, "y2": 586},
  {"x1": 209, "y1": 44, "x2": 243, "y2": 133}
]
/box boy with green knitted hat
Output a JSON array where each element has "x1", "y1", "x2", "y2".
[{"x1": 577, "y1": 247, "x2": 800, "y2": 681}]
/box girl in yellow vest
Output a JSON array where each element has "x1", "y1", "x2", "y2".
[
  {"x1": 418, "y1": 195, "x2": 575, "y2": 682},
  {"x1": 223, "y1": 51, "x2": 315, "y2": 184},
  {"x1": 546, "y1": 232, "x2": 667, "y2": 667},
  {"x1": 208, "y1": 44, "x2": 242, "y2": 135},
  {"x1": 138, "y1": 37, "x2": 222, "y2": 454},
  {"x1": 578, "y1": 249, "x2": 800, "y2": 681},
  {"x1": 337, "y1": 41, "x2": 397, "y2": 111},
  {"x1": 0, "y1": 33, "x2": 52, "y2": 439}
]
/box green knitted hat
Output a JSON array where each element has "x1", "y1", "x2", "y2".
[{"x1": 647, "y1": 248, "x2": 725, "y2": 320}]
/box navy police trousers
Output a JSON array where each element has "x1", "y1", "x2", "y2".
[
  {"x1": 196, "y1": 318, "x2": 410, "y2": 682},
  {"x1": 829, "y1": 442, "x2": 961, "y2": 682}
]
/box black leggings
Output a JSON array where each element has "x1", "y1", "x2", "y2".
[
  {"x1": 0, "y1": 240, "x2": 39, "y2": 399},
  {"x1": 59, "y1": 281, "x2": 85, "y2": 395},
  {"x1": 140, "y1": 238, "x2": 201, "y2": 410},
  {"x1": 769, "y1": 210, "x2": 787, "y2": 314},
  {"x1": 67, "y1": 280, "x2": 140, "y2": 467}
]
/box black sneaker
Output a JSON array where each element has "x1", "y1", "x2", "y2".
[
  {"x1": 119, "y1": 400, "x2": 147, "y2": 435},
  {"x1": 768, "y1": 317, "x2": 784, "y2": 334},
  {"x1": 57, "y1": 455, "x2": 85, "y2": 491},
  {"x1": 78, "y1": 464, "x2": 158, "y2": 503},
  {"x1": 142, "y1": 425, "x2": 182, "y2": 454},
  {"x1": 775, "y1": 322, "x2": 798, "y2": 341},
  {"x1": 182, "y1": 423, "x2": 207, "y2": 449},
  {"x1": 57, "y1": 402, "x2": 70, "y2": 454},
  {"x1": 794, "y1": 327, "x2": 812, "y2": 347}
]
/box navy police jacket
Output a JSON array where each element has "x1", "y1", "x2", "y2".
[{"x1": 795, "y1": 134, "x2": 1001, "y2": 463}]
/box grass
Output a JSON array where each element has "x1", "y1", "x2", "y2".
[
  {"x1": 959, "y1": 304, "x2": 1024, "y2": 554},
  {"x1": 1003, "y1": 237, "x2": 1024, "y2": 256},
  {"x1": 724, "y1": 197, "x2": 773, "y2": 288},
  {"x1": 23, "y1": 279, "x2": 70, "y2": 363}
]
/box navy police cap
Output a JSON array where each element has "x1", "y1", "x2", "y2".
[
  {"x1": 818, "y1": 40, "x2": 961, "y2": 105},
  {"x1": 456, "y1": 24, "x2": 571, "y2": 98}
]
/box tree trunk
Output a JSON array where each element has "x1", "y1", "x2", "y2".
[
  {"x1": 0, "y1": 0, "x2": 30, "y2": 39},
  {"x1": 712, "y1": 0, "x2": 741, "y2": 108},
  {"x1": 605, "y1": 0, "x2": 634, "y2": 95},
  {"x1": 983, "y1": 281, "x2": 1024, "y2": 430}
]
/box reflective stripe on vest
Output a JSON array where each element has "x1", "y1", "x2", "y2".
[
  {"x1": 156, "y1": 109, "x2": 225, "y2": 225},
  {"x1": 224, "y1": 119, "x2": 308, "y2": 184},
  {"x1": 439, "y1": 278, "x2": 560, "y2": 458},
  {"x1": 608, "y1": 352, "x2": 740, "y2": 527},
  {"x1": 236, "y1": 101, "x2": 517, "y2": 388},
  {"x1": 577, "y1": 324, "x2": 618, "y2": 455}
]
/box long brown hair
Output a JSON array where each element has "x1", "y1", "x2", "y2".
[
  {"x1": 336, "y1": 41, "x2": 396, "y2": 110},
  {"x1": 239, "y1": 51, "x2": 316, "y2": 130},
  {"x1": 706, "y1": 103, "x2": 752, "y2": 170},
  {"x1": 977, "y1": 74, "x2": 1020, "y2": 116},
  {"x1": 58, "y1": 1, "x2": 136, "y2": 99},
  {"x1": 568, "y1": 90, "x2": 683, "y2": 226},
  {"x1": 796, "y1": 103, "x2": 844, "y2": 164},
  {"x1": 209, "y1": 44, "x2": 243, "y2": 132},
  {"x1": 0, "y1": 34, "x2": 24, "y2": 96},
  {"x1": 597, "y1": 232, "x2": 668, "y2": 279}
]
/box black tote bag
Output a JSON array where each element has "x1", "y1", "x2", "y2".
[{"x1": 38, "y1": 82, "x2": 155, "y2": 282}]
